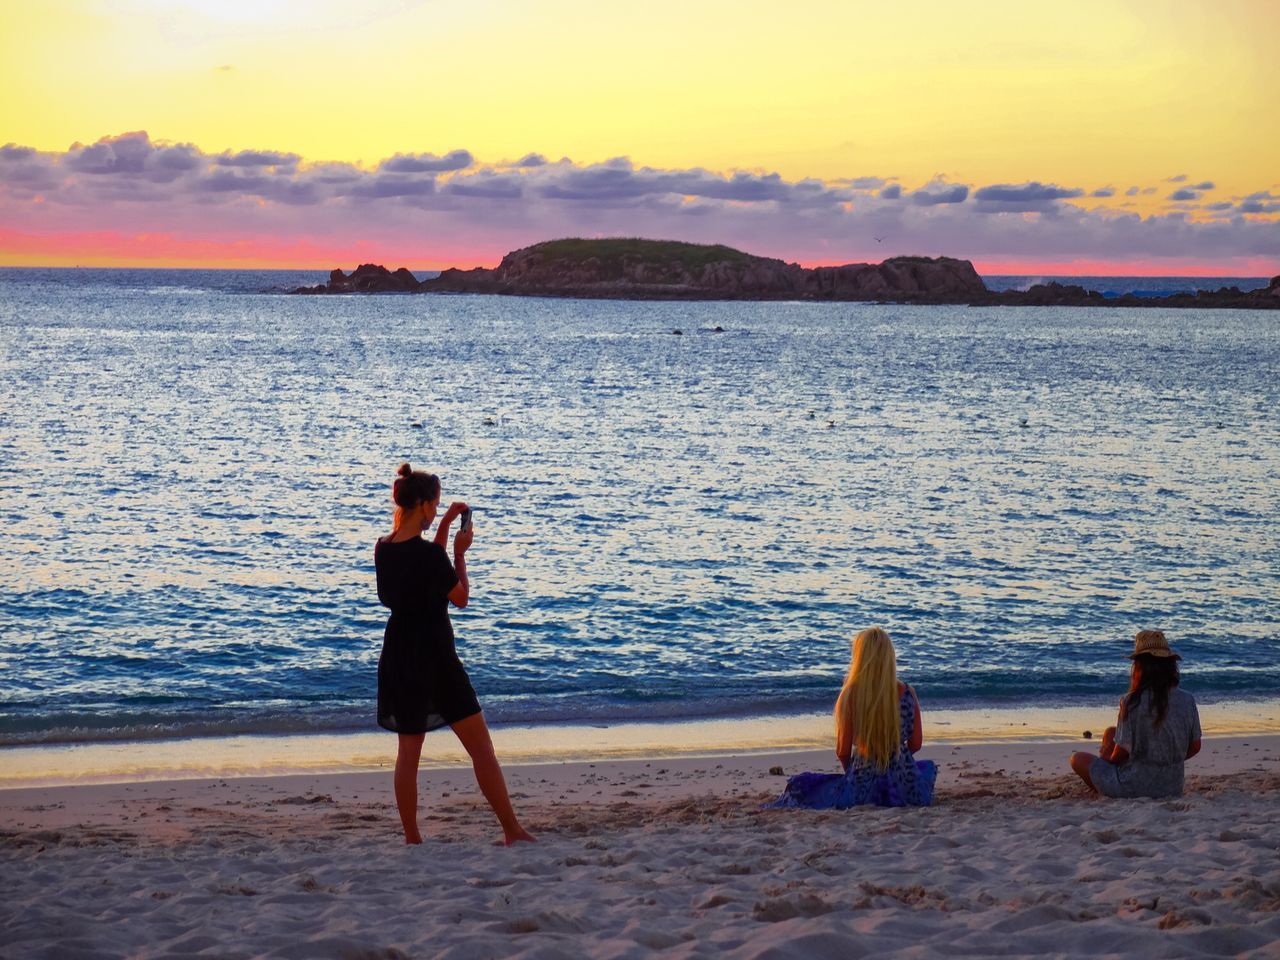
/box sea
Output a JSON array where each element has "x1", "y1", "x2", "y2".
[{"x1": 1, "y1": 268, "x2": 1277, "y2": 749}]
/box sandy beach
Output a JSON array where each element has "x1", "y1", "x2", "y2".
[{"x1": 3, "y1": 734, "x2": 1278, "y2": 959}]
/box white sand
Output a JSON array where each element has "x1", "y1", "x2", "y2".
[{"x1": 3, "y1": 736, "x2": 1279, "y2": 958}]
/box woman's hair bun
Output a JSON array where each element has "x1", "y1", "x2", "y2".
[{"x1": 391, "y1": 463, "x2": 441, "y2": 510}]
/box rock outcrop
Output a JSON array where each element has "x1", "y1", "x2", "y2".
[
  {"x1": 967, "y1": 276, "x2": 1280, "y2": 309},
  {"x1": 293, "y1": 263, "x2": 420, "y2": 294},
  {"x1": 422, "y1": 239, "x2": 987, "y2": 302},
  {"x1": 291, "y1": 238, "x2": 1280, "y2": 308}
]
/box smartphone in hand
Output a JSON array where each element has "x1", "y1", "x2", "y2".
[{"x1": 459, "y1": 509, "x2": 473, "y2": 533}]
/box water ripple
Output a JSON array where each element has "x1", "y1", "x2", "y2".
[{"x1": 1, "y1": 270, "x2": 1278, "y2": 743}]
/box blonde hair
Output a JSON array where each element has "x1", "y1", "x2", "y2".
[{"x1": 834, "y1": 627, "x2": 901, "y2": 771}]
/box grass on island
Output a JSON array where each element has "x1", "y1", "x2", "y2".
[{"x1": 523, "y1": 237, "x2": 761, "y2": 268}]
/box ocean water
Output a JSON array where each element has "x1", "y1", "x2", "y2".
[{"x1": 1, "y1": 267, "x2": 1277, "y2": 746}]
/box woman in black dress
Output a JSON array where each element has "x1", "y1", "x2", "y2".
[{"x1": 375, "y1": 463, "x2": 534, "y2": 845}]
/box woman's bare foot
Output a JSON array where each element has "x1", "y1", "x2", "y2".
[
  {"x1": 404, "y1": 829, "x2": 423, "y2": 845},
  {"x1": 498, "y1": 826, "x2": 536, "y2": 846}
]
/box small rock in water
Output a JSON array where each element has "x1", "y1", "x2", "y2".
[
  {"x1": 410, "y1": 422, "x2": 423, "y2": 429},
  {"x1": 712, "y1": 325, "x2": 725, "y2": 333},
  {"x1": 483, "y1": 417, "x2": 497, "y2": 426},
  {"x1": 672, "y1": 329, "x2": 683, "y2": 336},
  {"x1": 1083, "y1": 730, "x2": 1093, "y2": 739},
  {"x1": 769, "y1": 766, "x2": 785, "y2": 776}
]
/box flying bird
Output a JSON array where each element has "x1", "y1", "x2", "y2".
[{"x1": 873, "y1": 236, "x2": 885, "y2": 243}]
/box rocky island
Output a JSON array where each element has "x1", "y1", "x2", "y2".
[{"x1": 292, "y1": 238, "x2": 1280, "y2": 308}]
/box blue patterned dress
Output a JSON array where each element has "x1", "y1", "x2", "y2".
[{"x1": 770, "y1": 685, "x2": 937, "y2": 808}]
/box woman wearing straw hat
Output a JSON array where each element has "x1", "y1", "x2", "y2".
[{"x1": 1070, "y1": 630, "x2": 1202, "y2": 798}]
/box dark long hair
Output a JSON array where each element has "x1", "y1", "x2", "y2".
[{"x1": 1120, "y1": 654, "x2": 1180, "y2": 729}]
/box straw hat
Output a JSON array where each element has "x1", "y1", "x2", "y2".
[{"x1": 1129, "y1": 629, "x2": 1181, "y2": 660}]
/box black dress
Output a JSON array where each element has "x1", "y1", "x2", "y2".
[{"x1": 374, "y1": 536, "x2": 481, "y2": 733}]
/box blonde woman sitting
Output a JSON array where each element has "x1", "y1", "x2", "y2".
[{"x1": 771, "y1": 627, "x2": 937, "y2": 808}]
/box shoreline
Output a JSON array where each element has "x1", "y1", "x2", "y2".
[{"x1": 6, "y1": 697, "x2": 1279, "y2": 790}]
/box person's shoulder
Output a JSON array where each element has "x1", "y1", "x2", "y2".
[
  {"x1": 377, "y1": 534, "x2": 413, "y2": 548},
  {"x1": 1172, "y1": 687, "x2": 1198, "y2": 707},
  {"x1": 378, "y1": 535, "x2": 429, "y2": 554}
]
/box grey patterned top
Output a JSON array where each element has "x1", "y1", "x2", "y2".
[{"x1": 1097, "y1": 687, "x2": 1201, "y2": 798}]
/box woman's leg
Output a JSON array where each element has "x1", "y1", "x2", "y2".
[
  {"x1": 1070, "y1": 751, "x2": 1098, "y2": 791},
  {"x1": 394, "y1": 733, "x2": 426, "y2": 844},
  {"x1": 451, "y1": 712, "x2": 535, "y2": 845}
]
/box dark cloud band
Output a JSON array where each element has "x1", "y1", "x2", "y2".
[{"x1": 2, "y1": 131, "x2": 1275, "y2": 265}]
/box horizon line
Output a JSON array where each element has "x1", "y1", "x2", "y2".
[{"x1": 1, "y1": 261, "x2": 1273, "y2": 279}]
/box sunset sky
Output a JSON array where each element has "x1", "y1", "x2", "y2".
[{"x1": 2, "y1": 0, "x2": 1277, "y2": 273}]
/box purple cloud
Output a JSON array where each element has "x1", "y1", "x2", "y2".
[
  {"x1": 3, "y1": 132, "x2": 1277, "y2": 270},
  {"x1": 215, "y1": 150, "x2": 300, "y2": 168},
  {"x1": 1169, "y1": 188, "x2": 1200, "y2": 201},
  {"x1": 1240, "y1": 192, "x2": 1280, "y2": 214},
  {"x1": 911, "y1": 180, "x2": 969, "y2": 205},
  {"x1": 66, "y1": 131, "x2": 153, "y2": 174},
  {"x1": 55, "y1": 131, "x2": 206, "y2": 184},
  {"x1": 537, "y1": 158, "x2": 649, "y2": 202},
  {"x1": 349, "y1": 174, "x2": 438, "y2": 199},
  {"x1": 0, "y1": 146, "x2": 59, "y2": 191},
  {"x1": 532, "y1": 159, "x2": 847, "y2": 208},
  {"x1": 308, "y1": 162, "x2": 364, "y2": 185},
  {"x1": 1167, "y1": 174, "x2": 1188, "y2": 182},
  {"x1": 152, "y1": 145, "x2": 203, "y2": 173},
  {"x1": 973, "y1": 182, "x2": 1085, "y2": 212},
  {"x1": 380, "y1": 150, "x2": 473, "y2": 173},
  {"x1": 444, "y1": 172, "x2": 524, "y2": 199},
  {"x1": 0, "y1": 144, "x2": 36, "y2": 161},
  {"x1": 196, "y1": 170, "x2": 271, "y2": 193}
]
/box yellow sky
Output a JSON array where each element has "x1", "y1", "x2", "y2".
[{"x1": 2, "y1": 0, "x2": 1277, "y2": 208}]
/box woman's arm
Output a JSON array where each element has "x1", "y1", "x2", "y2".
[
  {"x1": 836, "y1": 724, "x2": 853, "y2": 772},
  {"x1": 835, "y1": 693, "x2": 853, "y2": 771},
  {"x1": 434, "y1": 501, "x2": 468, "y2": 549},
  {"x1": 1098, "y1": 725, "x2": 1128, "y2": 764},
  {"x1": 907, "y1": 685, "x2": 923, "y2": 754},
  {"x1": 1099, "y1": 726, "x2": 1116, "y2": 761},
  {"x1": 447, "y1": 524, "x2": 472, "y2": 609}
]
